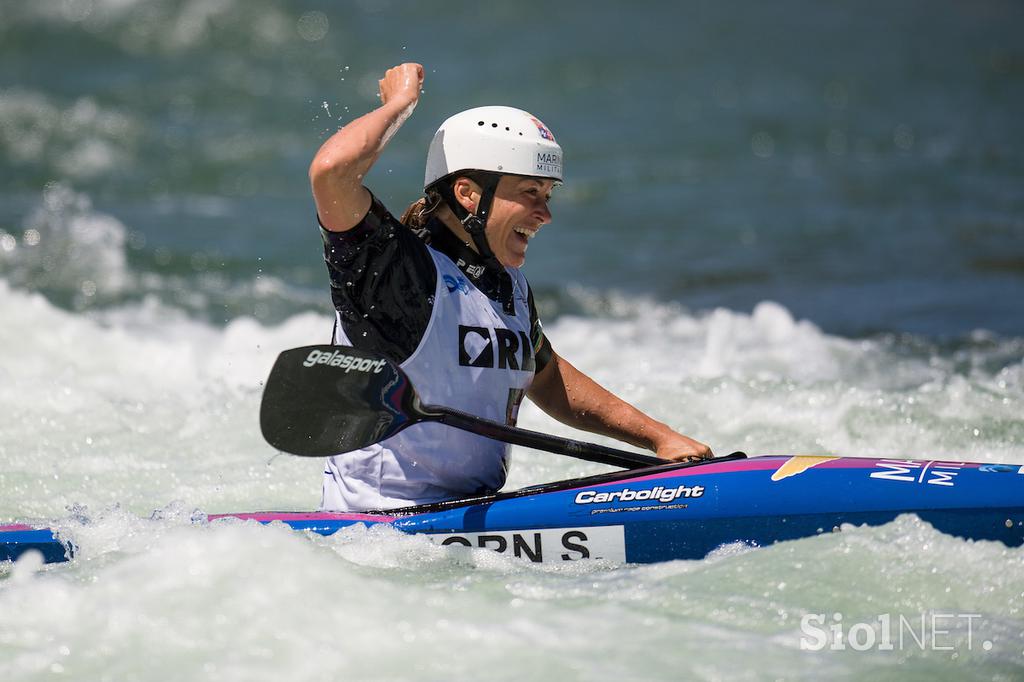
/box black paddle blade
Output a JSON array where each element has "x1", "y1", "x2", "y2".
[{"x1": 260, "y1": 346, "x2": 419, "y2": 457}]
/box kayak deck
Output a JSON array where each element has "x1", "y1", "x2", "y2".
[{"x1": 4, "y1": 455, "x2": 1023, "y2": 565}]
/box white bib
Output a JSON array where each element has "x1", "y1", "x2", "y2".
[{"x1": 321, "y1": 248, "x2": 536, "y2": 511}]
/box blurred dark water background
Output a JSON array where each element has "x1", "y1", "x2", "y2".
[{"x1": 1, "y1": 0, "x2": 1022, "y2": 337}]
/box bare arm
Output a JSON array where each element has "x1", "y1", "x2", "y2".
[
  {"x1": 309, "y1": 63, "x2": 424, "y2": 232},
  {"x1": 527, "y1": 351, "x2": 713, "y2": 462}
]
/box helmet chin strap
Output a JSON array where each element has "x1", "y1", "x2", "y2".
[{"x1": 436, "y1": 174, "x2": 514, "y2": 314}]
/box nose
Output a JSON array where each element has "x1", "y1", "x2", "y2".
[{"x1": 534, "y1": 198, "x2": 552, "y2": 225}]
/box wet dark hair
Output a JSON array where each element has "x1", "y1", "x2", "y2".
[{"x1": 399, "y1": 191, "x2": 442, "y2": 229}]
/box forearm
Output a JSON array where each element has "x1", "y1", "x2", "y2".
[
  {"x1": 310, "y1": 63, "x2": 422, "y2": 232},
  {"x1": 309, "y1": 101, "x2": 410, "y2": 230},
  {"x1": 527, "y1": 352, "x2": 675, "y2": 452}
]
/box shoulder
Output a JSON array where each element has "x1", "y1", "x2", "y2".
[
  {"x1": 320, "y1": 191, "x2": 433, "y2": 266},
  {"x1": 320, "y1": 191, "x2": 401, "y2": 246}
]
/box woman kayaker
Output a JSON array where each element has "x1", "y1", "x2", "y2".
[{"x1": 310, "y1": 62, "x2": 712, "y2": 511}]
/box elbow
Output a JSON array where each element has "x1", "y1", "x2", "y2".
[
  {"x1": 308, "y1": 152, "x2": 367, "y2": 206},
  {"x1": 309, "y1": 152, "x2": 350, "y2": 188},
  {"x1": 309, "y1": 129, "x2": 374, "y2": 186}
]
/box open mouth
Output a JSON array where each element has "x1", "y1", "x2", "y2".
[{"x1": 513, "y1": 226, "x2": 537, "y2": 240}]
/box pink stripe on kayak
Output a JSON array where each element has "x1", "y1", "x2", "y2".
[
  {"x1": 207, "y1": 511, "x2": 397, "y2": 523},
  {"x1": 0, "y1": 524, "x2": 36, "y2": 532},
  {"x1": 603, "y1": 456, "x2": 983, "y2": 486}
]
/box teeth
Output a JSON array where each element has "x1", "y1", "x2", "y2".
[{"x1": 513, "y1": 226, "x2": 536, "y2": 239}]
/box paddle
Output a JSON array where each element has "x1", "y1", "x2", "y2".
[{"x1": 260, "y1": 345, "x2": 666, "y2": 469}]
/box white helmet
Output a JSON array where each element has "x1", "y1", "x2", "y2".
[{"x1": 424, "y1": 106, "x2": 563, "y2": 189}]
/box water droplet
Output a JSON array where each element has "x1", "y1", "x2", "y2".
[
  {"x1": 297, "y1": 11, "x2": 329, "y2": 42},
  {"x1": 894, "y1": 124, "x2": 914, "y2": 151},
  {"x1": 751, "y1": 132, "x2": 775, "y2": 158}
]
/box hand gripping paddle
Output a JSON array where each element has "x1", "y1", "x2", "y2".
[{"x1": 259, "y1": 345, "x2": 667, "y2": 469}]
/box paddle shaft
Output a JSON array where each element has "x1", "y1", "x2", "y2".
[{"x1": 424, "y1": 403, "x2": 665, "y2": 469}]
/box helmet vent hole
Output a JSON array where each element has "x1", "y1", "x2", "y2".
[
  {"x1": 518, "y1": 132, "x2": 523, "y2": 136},
  {"x1": 491, "y1": 123, "x2": 498, "y2": 128},
  {"x1": 477, "y1": 121, "x2": 484, "y2": 126}
]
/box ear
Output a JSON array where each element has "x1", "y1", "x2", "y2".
[{"x1": 451, "y1": 177, "x2": 481, "y2": 213}]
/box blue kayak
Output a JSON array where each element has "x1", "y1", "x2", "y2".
[{"x1": 3, "y1": 454, "x2": 1023, "y2": 565}]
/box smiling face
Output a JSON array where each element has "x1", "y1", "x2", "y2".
[
  {"x1": 447, "y1": 174, "x2": 555, "y2": 268},
  {"x1": 486, "y1": 175, "x2": 555, "y2": 267}
]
